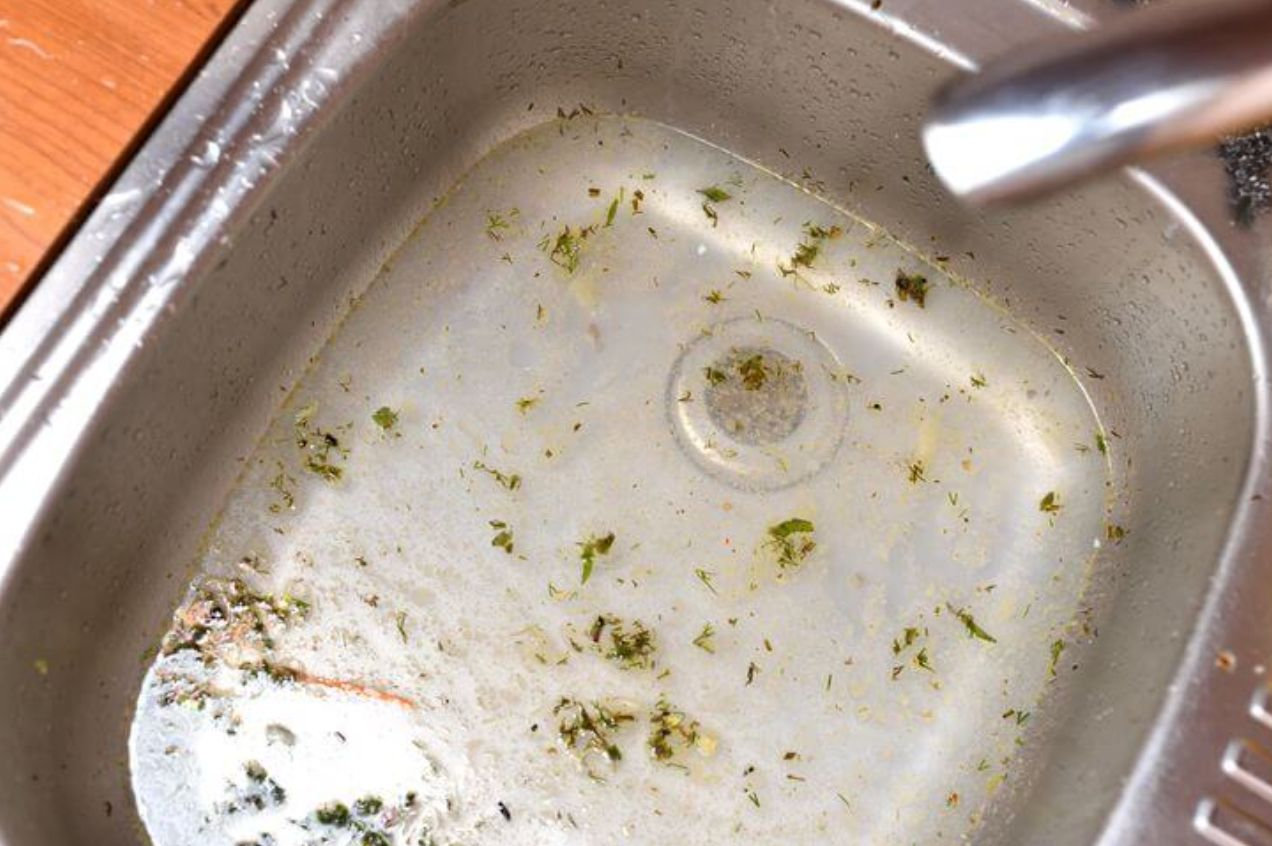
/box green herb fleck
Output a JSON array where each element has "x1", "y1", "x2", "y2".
[
  {"x1": 693, "y1": 623, "x2": 716, "y2": 654},
  {"x1": 1049, "y1": 638, "x2": 1066, "y2": 677},
  {"x1": 294, "y1": 405, "x2": 348, "y2": 481},
  {"x1": 907, "y1": 461, "x2": 926, "y2": 484},
  {"x1": 586, "y1": 614, "x2": 656, "y2": 669},
  {"x1": 578, "y1": 531, "x2": 616, "y2": 584},
  {"x1": 395, "y1": 611, "x2": 408, "y2": 643},
  {"x1": 694, "y1": 568, "x2": 718, "y2": 595},
  {"x1": 703, "y1": 289, "x2": 726, "y2": 304},
  {"x1": 914, "y1": 647, "x2": 933, "y2": 672},
  {"x1": 970, "y1": 373, "x2": 987, "y2": 388},
  {"x1": 268, "y1": 467, "x2": 296, "y2": 513},
  {"x1": 698, "y1": 186, "x2": 732, "y2": 203},
  {"x1": 1003, "y1": 708, "x2": 1031, "y2": 726},
  {"x1": 316, "y1": 802, "x2": 351, "y2": 827},
  {"x1": 737, "y1": 354, "x2": 768, "y2": 390},
  {"x1": 605, "y1": 196, "x2": 620, "y2": 227},
  {"x1": 766, "y1": 518, "x2": 816, "y2": 569},
  {"x1": 473, "y1": 460, "x2": 522, "y2": 490},
  {"x1": 516, "y1": 396, "x2": 539, "y2": 414},
  {"x1": 780, "y1": 223, "x2": 843, "y2": 276},
  {"x1": 542, "y1": 225, "x2": 592, "y2": 273},
  {"x1": 1106, "y1": 523, "x2": 1126, "y2": 543},
  {"x1": 1095, "y1": 432, "x2": 1107, "y2": 455},
  {"x1": 490, "y1": 520, "x2": 514, "y2": 554},
  {"x1": 702, "y1": 203, "x2": 719, "y2": 226},
  {"x1": 371, "y1": 406, "x2": 398, "y2": 430},
  {"x1": 648, "y1": 698, "x2": 711, "y2": 763},
  {"x1": 354, "y1": 796, "x2": 384, "y2": 816},
  {"x1": 747, "y1": 790, "x2": 761, "y2": 808},
  {"x1": 555, "y1": 697, "x2": 634, "y2": 764},
  {"x1": 892, "y1": 626, "x2": 921, "y2": 655},
  {"x1": 746, "y1": 661, "x2": 760, "y2": 685},
  {"x1": 485, "y1": 211, "x2": 513, "y2": 241},
  {"x1": 895, "y1": 270, "x2": 929, "y2": 307},
  {"x1": 948, "y1": 603, "x2": 996, "y2": 643},
  {"x1": 1039, "y1": 491, "x2": 1061, "y2": 514},
  {"x1": 703, "y1": 366, "x2": 728, "y2": 386}
]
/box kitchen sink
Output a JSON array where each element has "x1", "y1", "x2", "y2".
[{"x1": 1, "y1": 0, "x2": 1270, "y2": 844}]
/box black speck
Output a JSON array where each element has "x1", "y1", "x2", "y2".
[
  {"x1": 1219, "y1": 125, "x2": 1272, "y2": 225},
  {"x1": 499, "y1": 801, "x2": 512, "y2": 822}
]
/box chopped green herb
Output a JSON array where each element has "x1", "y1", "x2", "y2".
[
  {"x1": 485, "y1": 211, "x2": 513, "y2": 241},
  {"x1": 371, "y1": 406, "x2": 398, "y2": 430},
  {"x1": 516, "y1": 396, "x2": 539, "y2": 414},
  {"x1": 294, "y1": 405, "x2": 348, "y2": 482},
  {"x1": 1039, "y1": 491, "x2": 1061, "y2": 514},
  {"x1": 542, "y1": 225, "x2": 592, "y2": 273},
  {"x1": 395, "y1": 611, "x2": 408, "y2": 643},
  {"x1": 779, "y1": 223, "x2": 842, "y2": 276},
  {"x1": 1106, "y1": 523, "x2": 1126, "y2": 543},
  {"x1": 578, "y1": 531, "x2": 616, "y2": 584},
  {"x1": 970, "y1": 373, "x2": 987, "y2": 388},
  {"x1": 766, "y1": 518, "x2": 816, "y2": 569},
  {"x1": 268, "y1": 467, "x2": 296, "y2": 513},
  {"x1": 1003, "y1": 708, "x2": 1030, "y2": 726},
  {"x1": 737, "y1": 354, "x2": 768, "y2": 391},
  {"x1": 747, "y1": 790, "x2": 761, "y2": 808},
  {"x1": 354, "y1": 796, "x2": 384, "y2": 816},
  {"x1": 895, "y1": 270, "x2": 930, "y2": 307},
  {"x1": 703, "y1": 366, "x2": 728, "y2": 386},
  {"x1": 914, "y1": 647, "x2": 933, "y2": 672},
  {"x1": 892, "y1": 626, "x2": 921, "y2": 655},
  {"x1": 703, "y1": 289, "x2": 726, "y2": 304},
  {"x1": 555, "y1": 697, "x2": 634, "y2": 764},
  {"x1": 1049, "y1": 639, "x2": 1066, "y2": 677},
  {"x1": 908, "y1": 461, "x2": 926, "y2": 484},
  {"x1": 1095, "y1": 432, "x2": 1108, "y2": 455},
  {"x1": 473, "y1": 460, "x2": 522, "y2": 490},
  {"x1": 693, "y1": 623, "x2": 716, "y2": 654},
  {"x1": 490, "y1": 520, "x2": 514, "y2": 554},
  {"x1": 586, "y1": 614, "x2": 656, "y2": 669},
  {"x1": 746, "y1": 661, "x2": 760, "y2": 685},
  {"x1": 698, "y1": 186, "x2": 732, "y2": 203},
  {"x1": 648, "y1": 698, "x2": 711, "y2": 763},
  {"x1": 316, "y1": 802, "x2": 351, "y2": 827},
  {"x1": 702, "y1": 202, "x2": 719, "y2": 226},
  {"x1": 694, "y1": 568, "x2": 718, "y2": 595},
  {"x1": 947, "y1": 603, "x2": 996, "y2": 643},
  {"x1": 605, "y1": 196, "x2": 620, "y2": 227}
]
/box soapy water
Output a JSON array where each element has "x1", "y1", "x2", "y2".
[{"x1": 130, "y1": 115, "x2": 1110, "y2": 845}]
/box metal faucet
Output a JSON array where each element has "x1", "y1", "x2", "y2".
[{"x1": 922, "y1": 0, "x2": 1272, "y2": 205}]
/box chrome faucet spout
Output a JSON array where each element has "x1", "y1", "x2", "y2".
[{"x1": 922, "y1": 0, "x2": 1272, "y2": 205}]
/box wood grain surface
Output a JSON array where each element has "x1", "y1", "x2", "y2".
[{"x1": 0, "y1": 0, "x2": 239, "y2": 313}]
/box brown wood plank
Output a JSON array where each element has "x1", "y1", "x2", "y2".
[{"x1": 0, "y1": 0, "x2": 240, "y2": 310}]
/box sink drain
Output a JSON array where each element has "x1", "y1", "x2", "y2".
[{"x1": 667, "y1": 317, "x2": 849, "y2": 491}]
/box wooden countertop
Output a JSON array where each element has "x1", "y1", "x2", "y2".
[{"x1": 0, "y1": 0, "x2": 240, "y2": 314}]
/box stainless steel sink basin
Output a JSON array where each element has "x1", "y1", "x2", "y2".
[{"x1": 2, "y1": 0, "x2": 1271, "y2": 844}]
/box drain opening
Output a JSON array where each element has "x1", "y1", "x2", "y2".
[{"x1": 667, "y1": 317, "x2": 849, "y2": 492}]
